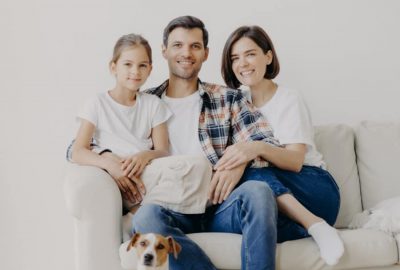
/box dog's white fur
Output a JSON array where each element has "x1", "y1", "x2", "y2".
[
  {"x1": 126, "y1": 233, "x2": 181, "y2": 270},
  {"x1": 349, "y1": 196, "x2": 400, "y2": 234}
]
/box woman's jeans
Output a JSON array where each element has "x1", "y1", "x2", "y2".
[
  {"x1": 241, "y1": 165, "x2": 341, "y2": 243},
  {"x1": 132, "y1": 180, "x2": 278, "y2": 270}
]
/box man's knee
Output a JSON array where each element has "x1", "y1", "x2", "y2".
[
  {"x1": 237, "y1": 181, "x2": 277, "y2": 211},
  {"x1": 132, "y1": 204, "x2": 168, "y2": 232}
]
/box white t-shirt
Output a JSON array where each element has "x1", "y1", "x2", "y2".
[
  {"x1": 249, "y1": 86, "x2": 325, "y2": 168},
  {"x1": 162, "y1": 91, "x2": 204, "y2": 156},
  {"x1": 77, "y1": 91, "x2": 172, "y2": 157}
]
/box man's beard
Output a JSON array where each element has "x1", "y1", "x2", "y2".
[{"x1": 169, "y1": 64, "x2": 201, "y2": 80}]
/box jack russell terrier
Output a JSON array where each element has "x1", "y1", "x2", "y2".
[{"x1": 127, "y1": 233, "x2": 181, "y2": 270}]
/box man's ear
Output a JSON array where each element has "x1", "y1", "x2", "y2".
[
  {"x1": 162, "y1": 44, "x2": 167, "y2": 59},
  {"x1": 203, "y1": 47, "x2": 209, "y2": 62}
]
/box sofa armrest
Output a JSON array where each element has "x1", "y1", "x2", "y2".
[{"x1": 64, "y1": 163, "x2": 124, "y2": 270}]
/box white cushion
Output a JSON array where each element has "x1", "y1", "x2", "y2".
[
  {"x1": 355, "y1": 121, "x2": 400, "y2": 209},
  {"x1": 314, "y1": 125, "x2": 362, "y2": 228},
  {"x1": 120, "y1": 229, "x2": 398, "y2": 270}
]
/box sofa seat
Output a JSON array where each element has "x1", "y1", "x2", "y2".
[{"x1": 120, "y1": 230, "x2": 399, "y2": 270}]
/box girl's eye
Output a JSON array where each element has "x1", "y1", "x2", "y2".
[
  {"x1": 125, "y1": 63, "x2": 131, "y2": 66},
  {"x1": 139, "y1": 64, "x2": 147, "y2": 68}
]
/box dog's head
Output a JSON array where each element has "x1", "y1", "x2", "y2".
[{"x1": 127, "y1": 233, "x2": 181, "y2": 268}]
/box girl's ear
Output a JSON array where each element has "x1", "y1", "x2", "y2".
[{"x1": 110, "y1": 61, "x2": 116, "y2": 75}]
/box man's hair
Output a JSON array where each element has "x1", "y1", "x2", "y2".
[
  {"x1": 221, "y1": 26, "x2": 280, "y2": 89},
  {"x1": 163, "y1": 15, "x2": 209, "y2": 48}
]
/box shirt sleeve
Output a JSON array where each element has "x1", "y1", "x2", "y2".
[
  {"x1": 76, "y1": 96, "x2": 98, "y2": 126},
  {"x1": 151, "y1": 97, "x2": 173, "y2": 128},
  {"x1": 273, "y1": 91, "x2": 313, "y2": 146},
  {"x1": 230, "y1": 91, "x2": 281, "y2": 168}
]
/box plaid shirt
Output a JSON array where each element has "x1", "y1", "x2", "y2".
[
  {"x1": 66, "y1": 79, "x2": 280, "y2": 167},
  {"x1": 146, "y1": 80, "x2": 280, "y2": 168}
]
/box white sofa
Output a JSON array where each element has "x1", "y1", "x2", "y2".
[{"x1": 64, "y1": 121, "x2": 400, "y2": 270}]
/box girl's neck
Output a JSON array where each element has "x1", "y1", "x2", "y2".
[
  {"x1": 250, "y1": 79, "x2": 277, "y2": 108},
  {"x1": 109, "y1": 86, "x2": 138, "y2": 106},
  {"x1": 166, "y1": 76, "x2": 198, "y2": 98}
]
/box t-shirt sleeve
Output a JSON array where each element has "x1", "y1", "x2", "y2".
[
  {"x1": 274, "y1": 91, "x2": 313, "y2": 146},
  {"x1": 150, "y1": 97, "x2": 172, "y2": 128},
  {"x1": 76, "y1": 96, "x2": 98, "y2": 126}
]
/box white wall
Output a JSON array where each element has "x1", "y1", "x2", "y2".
[{"x1": 1, "y1": 0, "x2": 399, "y2": 269}]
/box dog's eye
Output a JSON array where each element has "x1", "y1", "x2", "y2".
[
  {"x1": 140, "y1": 241, "x2": 146, "y2": 247},
  {"x1": 156, "y1": 244, "x2": 165, "y2": 250}
]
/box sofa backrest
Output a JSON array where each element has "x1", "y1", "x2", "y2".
[
  {"x1": 314, "y1": 124, "x2": 362, "y2": 228},
  {"x1": 355, "y1": 121, "x2": 400, "y2": 210}
]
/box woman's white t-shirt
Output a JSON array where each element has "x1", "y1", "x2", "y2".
[
  {"x1": 77, "y1": 91, "x2": 172, "y2": 157},
  {"x1": 249, "y1": 86, "x2": 325, "y2": 168}
]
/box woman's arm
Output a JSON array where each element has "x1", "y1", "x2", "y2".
[{"x1": 215, "y1": 141, "x2": 306, "y2": 173}]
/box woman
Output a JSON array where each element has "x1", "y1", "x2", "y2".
[{"x1": 219, "y1": 25, "x2": 344, "y2": 266}]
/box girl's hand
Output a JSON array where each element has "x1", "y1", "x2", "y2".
[
  {"x1": 208, "y1": 163, "x2": 247, "y2": 204},
  {"x1": 121, "y1": 151, "x2": 151, "y2": 178},
  {"x1": 214, "y1": 142, "x2": 259, "y2": 171},
  {"x1": 102, "y1": 153, "x2": 144, "y2": 203}
]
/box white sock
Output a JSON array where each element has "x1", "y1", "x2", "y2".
[{"x1": 308, "y1": 221, "x2": 344, "y2": 265}]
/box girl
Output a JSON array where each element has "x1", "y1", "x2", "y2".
[
  {"x1": 219, "y1": 26, "x2": 344, "y2": 265},
  {"x1": 71, "y1": 34, "x2": 171, "y2": 204}
]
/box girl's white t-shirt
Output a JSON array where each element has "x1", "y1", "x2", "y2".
[
  {"x1": 77, "y1": 91, "x2": 172, "y2": 157},
  {"x1": 162, "y1": 91, "x2": 204, "y2": 156},
  {"x1": 249, "y1": 86, "x2": 325, "y2": 168}
]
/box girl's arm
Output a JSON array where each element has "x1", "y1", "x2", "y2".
[
  {"x1": 122, "y1": 122, "x2": 169, "y2": 178},
  {"x1": 72, "y1": 119, "x2": 141, "y2": 202}
]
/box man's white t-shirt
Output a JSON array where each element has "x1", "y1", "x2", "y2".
[
  {"x1": 250, "y1": 86, "x2": 325, "y2": 168},
  {"x1": 162, "y1": 91, "x2": 204, "y2": 156},
  {"x1": 77, "y1": 91, "x2": 172, "y2": 157}
]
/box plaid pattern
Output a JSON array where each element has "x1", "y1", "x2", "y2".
[{"x1": 146, "y1": 80, "x2": 280, "y2": 168}]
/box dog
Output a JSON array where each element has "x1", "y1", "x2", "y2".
[
  {"x1": 126, "y1": 232, "x2": 181, "y2": 270},
  {"x1": 349, "y1": 196, "x2": 400, "y2": 234}
]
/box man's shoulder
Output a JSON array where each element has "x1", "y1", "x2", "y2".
[{"x1": 200, "y1": 81, "x2": 242, "y2": 99}]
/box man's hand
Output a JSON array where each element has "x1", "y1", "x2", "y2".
[
  {"x1": 121, "y1": 151, "x2": 152, "y2": 179},
  {"x1": 208, "y1": 163, "x2": 247, "y2": 204},
  {"x1": 102, "y1": 152, "x2": 144, "y2": 203},
  {"x1": 214, "y1": 142, "x2": 259, "y2": 171}
]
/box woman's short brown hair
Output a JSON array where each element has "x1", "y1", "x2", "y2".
[{"x1": 221, "y1": 26, "x2": 280, "y2": 89}]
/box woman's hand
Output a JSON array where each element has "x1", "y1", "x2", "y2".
[
  {"x1": 102, "y1": 152, "x2": 144, "y2": 203},
  {"x1": 208, "y1": 163, "x2": 247, "y2": 204},
  {"x1": 121, "y1": 151, "x2": 152, "y2": 178},
  {"x1": 214, "y1": 142, "x2": 259, "y2": 171}
]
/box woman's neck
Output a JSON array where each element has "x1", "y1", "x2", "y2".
[
  {"x1": 250, "y1": 79, "x2": 277, "y2": 108},
  {"x1": 109, "y1": 86, "x2": 137, "y2": 106}
]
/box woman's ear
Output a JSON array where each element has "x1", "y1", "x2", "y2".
[{"x1": 265, "y1": 50, "x2": 273, "y2": 65}]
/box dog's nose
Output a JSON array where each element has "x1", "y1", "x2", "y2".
[{"x1": 144, "y1": 253, "x2": 154, "y2": 263}]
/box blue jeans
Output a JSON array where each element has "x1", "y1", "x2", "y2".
[
  {"x1": 241, "y1": 166, "x2": 340, "y2": 243},
  {"x1": 132, "y1": 181, "x2": 277, "y2": 270}
]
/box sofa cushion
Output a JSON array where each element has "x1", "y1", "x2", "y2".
[
  {"x1": 314, "y1": 125, "x2": 362, "y2": 228},
  {"x1": 355, "y1": 121, "x2": 400, "y2": 209},
  {"x1": 120, "y1": 230, "x2": 398, "y2": 270}
]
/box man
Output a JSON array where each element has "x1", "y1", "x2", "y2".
[
  {"x1": 134, "y1": 16, "x2": 279, "y2": 270},
  {"x1": 67, "y1": 15, "x2": 279, "y2": 270}
]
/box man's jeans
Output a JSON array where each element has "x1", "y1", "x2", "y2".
[
  {"x1": 132, "y1": 180, "x2": 278, "y2": 270},
  {"x1": 242, "y1": 165, "x2": 341, "y2": 243}
]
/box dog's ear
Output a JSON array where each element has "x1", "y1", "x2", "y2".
[
  {"x1": 167, "y1": 236, "x2": 182, "y2": 259},
  {"x1": 127, "y1": 233, "x2": 141, "y2": 251}
]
